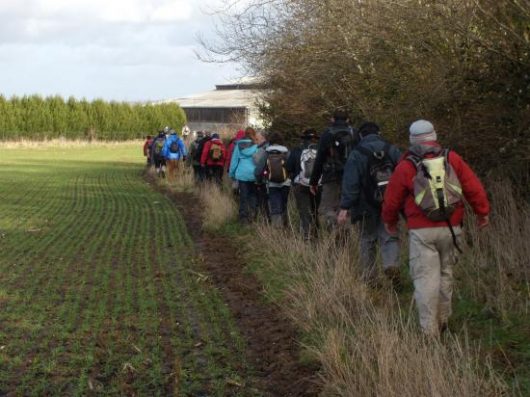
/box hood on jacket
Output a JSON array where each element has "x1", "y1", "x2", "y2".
[
  {"x1": 237, "y1": 139, "x2": 256, "y2": 157},
  {"x1": 266, "y1": 144, "x2": 288, "y2": 153},
  {"x1": 234, "y1": 129, "x2": 246, "y2": 141}
]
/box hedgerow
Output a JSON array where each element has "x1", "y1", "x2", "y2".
[{"x1": 0, "y1": 95, "x2": 186, "y2": 141}]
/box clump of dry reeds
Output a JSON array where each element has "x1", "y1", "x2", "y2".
[
  {"x1": 199, "y1": 181, "x2": 237, "y2": 231},
  {"x1": 158, "y1": 163, "x2": 195, "y2": 193},
  {"x1": 458, "y1": 179, "x2": 530, "y2": 318},
  {"x1": 253, "y1": 225, "x2": 508, "y2": 396}
]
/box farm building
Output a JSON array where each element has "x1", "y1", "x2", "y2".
[{"x1": 160, "y1": 78, "x2": 266, "y2": 134}]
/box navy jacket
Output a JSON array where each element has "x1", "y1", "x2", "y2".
[
  {"x1": 309, "y1": 120, "x2": 359, "y2": 185},
  {"x1": 340, "y1": 134, "x2": 401, "y2": 220}
]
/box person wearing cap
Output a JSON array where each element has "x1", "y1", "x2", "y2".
[
  {"x1": 200, "y1": 132, "x2": 227, "y2": 185},
  {"x1": 337, "y1": 122, "x2": 401, "y2": 286},
  {"x1": 286, "y1": 128, "x2": 322, "y2": 240},
  {"x1": 382, "y1": 119, "x2": 490, "y2": 337}
]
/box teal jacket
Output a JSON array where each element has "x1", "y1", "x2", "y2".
[{"x1": 229, "y1": 139, "x2": 258, "y2": 182}]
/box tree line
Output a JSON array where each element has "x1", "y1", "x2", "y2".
[
  {"x1": 0, "y1": 95, "x2": 186, "y2": 141},
  {"x1": 206, "y1": 0, "x2": 529, "y2": 184}
]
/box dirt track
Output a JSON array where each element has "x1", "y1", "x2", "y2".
[{"x1": 154, "y1": 181, "x2": 321, "y2": 396}]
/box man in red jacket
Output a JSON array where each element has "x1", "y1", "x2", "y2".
[
  {"x1": 382, "y1": 119, "x2": 490, "y2": 337},
  {"x1": 200, "y1": 132, "x2": 227, "y2": 185}
]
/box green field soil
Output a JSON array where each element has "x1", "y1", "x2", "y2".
[{"x1": 0, "y1": 144, "x2": 254, "y2": 396}]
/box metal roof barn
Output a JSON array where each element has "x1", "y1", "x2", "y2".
[{"x1": 159, "y1": 79, "x2": 266, "y2": 135}]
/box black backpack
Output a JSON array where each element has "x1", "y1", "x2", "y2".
[
  {"x1": 266, "y1": 151, "x2": 288, "y2": 183},
  {"x1": 354, "y1": 142, "x2": 396, "y2": 207},
  {"x1": 169, "y1": 140, "x2": 180, "y2": 154},
  {"x1": 326, "y1": 126, "x2": 358, "y2": 173},
  {"x1": 194, "y1": 137, "x2": 211, "y2": 162}
]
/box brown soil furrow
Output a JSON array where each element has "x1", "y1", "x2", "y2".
[{"x1": 147, "y1": 175, "x2": 321, "y2": 396}]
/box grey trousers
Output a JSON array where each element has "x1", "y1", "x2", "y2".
[
  {"x1": 318, "y1": 181, "x2": 341, "y2": 230},
  {"x1": 409, "y1": 226, "x2": 461, "y2": 337},
  {"x1": 357, "y1": 214, "x2": 400, "y2": 281}
]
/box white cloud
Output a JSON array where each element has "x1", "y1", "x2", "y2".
[{"x1": 0, "y1": 0, "x2": 241, "y2": 101}]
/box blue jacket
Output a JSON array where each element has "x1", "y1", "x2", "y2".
[
  {"x1": 229, "y1": 139, "x2": 258, "y2": 182},
  {"x1": 340, "y1": 134, "x2": 401, "y2": 219},
  {"x1": 162, "y1": 134, "x2": 187, "y2": 160}
]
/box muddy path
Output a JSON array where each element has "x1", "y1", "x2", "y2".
[{"x1": 149, "y1": 178, "x2": 320, "y2": 396}]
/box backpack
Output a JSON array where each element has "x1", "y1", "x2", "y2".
[
  {"x1": 298, "y1": 145, "x2": 317, "y2": 186},
  {"x1": 153, "y1": 138, "x2": 165, "y2": 156},
  {"x1": 407, "y1": 149, "x2": 463, "y2": 222},
  {"x1": 266, "y1": 151, "x2": 288, "y2": 183},
  {"x1": 209, "y1": 141, "x2": 223, "y2": 161},
  {"x1": 194, "y1": 137, "x2": 211, "y2": 162},
  {"x1": 326, "y1": 126, "x2": 358, "y2": 173},
  {"x1": 355, "y1": 142, "x2": 396, "y2": 207},
  {"x1": 169, "y1": 140, "x2": 180, "y2": 154}
]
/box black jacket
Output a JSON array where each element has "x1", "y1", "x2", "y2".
[
  {"x1": 340, "y1": 134, "x2": 401, "y2": 220},
  {"x1": 309, "y1": 120, "x2": 359, "y2": 186}
]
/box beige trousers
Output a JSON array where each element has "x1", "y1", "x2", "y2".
[
  {"x1": 409, "y1": 226, "x2": 461, "y2": 337},
  {"x1": 166, "y1": 159, "x2": 180, "y2": 182}
]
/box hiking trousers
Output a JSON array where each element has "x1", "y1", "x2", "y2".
[
  {"x1": 207, "y1": 165, "x2": 224, "y2": 186},
  {"x1": 293, "y1": 184, "x2": 321, "y2": 240},
  {"x1": 409, "y1": 226, "x2": 461, "y2": 337},
  {"x1": 268, "y1": 186, "x2": 290, "y2": 228},
  {"x1": 318, "y1": 180, "x2": 341, "y2": 230},
  {"x1": 238, "y1": 181, "x2": 258, "y2": 223},
  {"x1": 166, "y1": 159, "x2": 180, "y2": 181},
  {"x1": 357, "y1": 214, "x2": 400, "y2": 281}
]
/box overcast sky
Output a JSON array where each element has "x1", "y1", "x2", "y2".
[{"x1": 0, "y1": 0, "x2": 240, "y2": 102}]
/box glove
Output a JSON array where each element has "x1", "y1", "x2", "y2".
[
  {"x1": 310, "y1": 185, "x2": 318, "y2": 196},
  {"x1": 384, "y1": 223, "x2": 398, "y2": 237},
  {"x1": 477, "y1": 215, "x2": 489, "y2": 229}
]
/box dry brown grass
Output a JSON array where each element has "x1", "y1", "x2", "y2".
[
  {"x1": 175, "y1": 174, "x2": 527, "y2": 395},
  {"x1": 199, "y1": 181, "x2": 238, "y2": 231},
  {"x1": 459, "y1": 180, "x2": 530, "y2": 317},
  {"x1": 253, "y1": 225, "x2": 508, "y2": 396},
  {"x1": 156, "y1": 164, "x2": 195, "y2": 193}
]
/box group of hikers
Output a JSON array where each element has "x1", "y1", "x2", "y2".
[{"x1": 143, "y1": 109, "x2": 490, "y2": 338}]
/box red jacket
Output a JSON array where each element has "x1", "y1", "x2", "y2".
[
  {"x1": 200, "y1": 138, "x2": 227, "y2": 167},
  {"x1": 382, "y1": 144, "x2": 490, "y2": 229},
  {"x1": 143, "y1": 138, "x2": 153, "y2": 157}
]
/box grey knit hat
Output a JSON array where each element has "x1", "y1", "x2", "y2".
[{"x1": 409, "y1": 120, "x2": 437, "y2": 144}]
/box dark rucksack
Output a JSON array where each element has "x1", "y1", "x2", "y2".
[
  {"x1": 266, "y1": 151, "x2": 288, "y2": 183},
  {"x1": 169, "y1": 140, "x2": 180, "y2": 154},
  {"x1": 326, "y1": 126, "x2": 358, "y2": 173},
  {"x1": 355, "y1": 142, "x2": 396, "y2": 207},
  {"x1": 209, "y1": 141, "x2": 223, "y2": 161},
  {"x1": 153, "y1": 138, "x2": 165, "y2": 156},
  {"x1": 194, "y1": 137, "x2": 211, "y2": 162}
]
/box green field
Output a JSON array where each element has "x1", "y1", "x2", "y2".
[{"x1": 0, "y1": 143, "x2": 252, "y2": 396}]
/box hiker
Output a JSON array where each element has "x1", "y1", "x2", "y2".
[
  {"x1": 226, "y1": 129, "x2": 246, "y2": 194},
  {"x1": 382, "y1": 120, "x2": 490, "y2": 337},
  {"x1": 337, "y1": 122, "x2": 401, "y2": 286},
  {"x1": 309, "y1": 108, "x2": 359, "y2": 230},
  {"x1": 143, "y1": 135, "x2": 154, "y2": 165},
  {"x1": 229, "y1": 127, "x2": 259, "y2": 224},
  {"x1": 200, "y1": 132, "x2": 227, "y2": 185},
  {"x1": 194, "y1": 131, "x2": 212, "y2": 183},
  {"x1": 287, "y1": 128, "x2": 321, "y2": 240},
  {"x1": 188, "y1": 131, "x2": 205, "y2": 182},
  {"x1": 162, "y1": 129, "x2": 187, "y2": 182},
  {"x1": 253, "y1": 131, "x2": 271, "y2": 221},
  {"x1": 151, "y1": 131, "x2": 167, "y2": 177},
  {"x1": 254, "y1": 132, "x2": 291, "y2": 228}
]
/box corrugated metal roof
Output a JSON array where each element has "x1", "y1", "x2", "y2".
[{"x1": 159, "y1": 88, "x2": 264, "y2": 109}]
